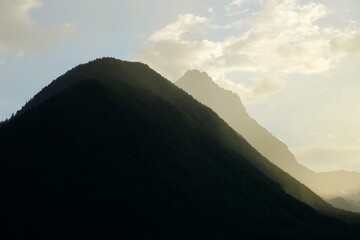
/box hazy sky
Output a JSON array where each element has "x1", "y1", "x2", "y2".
[{"x1": 1, "y1": 0, "x2": 360, "y2": 172}]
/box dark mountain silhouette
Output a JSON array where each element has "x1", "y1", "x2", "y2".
[
  {"x1": 176, "y1": 70, "x2": 360, "y2": 204},
  {"x1": 15, "y1": 59, "x2": 342, "y2": 216},
  {"x1": 1, "y1": 58, "x2": 359, "y2": 239}
]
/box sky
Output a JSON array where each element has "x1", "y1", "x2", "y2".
[{"x1": 1, "y1": 0, "x2": 360, "y2": 172}]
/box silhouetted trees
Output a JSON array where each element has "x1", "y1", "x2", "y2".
[{"x1": 0, "y1": 59, "x2": 359, "y2": 239}]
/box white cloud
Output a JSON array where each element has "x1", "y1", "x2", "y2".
[
  {"x1": 0, "y1": 0, "x2": 75, "y2": 56},
  {"x1": 330, "y1": 30, "x2": 360, "y2": 55},
  {"x1": 292, "y1": 145, "x2": 360, "y2": 172},
  {"x1": 138, "y1": 39, "x2": 224, "y2": 82},
  {"x1": 149, "y1": 14, "x2": 208, "y2": 42},
  {"x1": 218, "y1": 75, "x2": 284, "y2": 102},
  {"x1": 225, "y1": 0, "x2": 249, "y2": 16},
  {"x1": 207, "y1": 7, "x2": 215, "y2": 14},
  {"x1": 246, "y1": 76, "x2": 284, "y2": 101},
  {"x1": 137, "y1": 14, "x2": 223, "y2": 80},
  {"x1": 225, "y1": 0, "x2": 245, "y2": 11},
  {"x1": 136, "y1": 0, "x2": 360, "y2": 102},
  {"x1": 222, "y1": 0, "x2": 344, "y2": 74},
  {"x1": 308, "y1": 131, "x2": 338, "y2": 141}
]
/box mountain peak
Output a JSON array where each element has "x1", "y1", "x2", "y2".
[
  {"x1": 18, "y1": 57, "x2": 153, "y2": 114},
  {"x1": 179, "y1": 69, "x2": 218, "y2": 88},
  {"x1": 176, "y1": 69, "x2": 304, "y2": 184},
  {"x1": 176, "y1": 69, "x2": 248, "y2": 119},
  {"x1": 2, "y1": 58, "x2": 360, "y2": 238},
  {"x1": 177, "y1": 68, "x2": 360, "y2": 206},
  {"x1": 183, "y1": 69, "x2": 209, "y2": 78}
]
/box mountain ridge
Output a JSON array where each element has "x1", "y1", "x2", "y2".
[
  {"x1": 328, "y1": 197, "x2": 360, "y2": 213},
  {"x1": 176, "y1": 69, "x2": 360, "y2": 205},
  {"x1": 16, "y1": 58, "x2": 360, "y2": 219},
  {"x1": 1, "y1": 58, "x2": 360, "y2": 238}
]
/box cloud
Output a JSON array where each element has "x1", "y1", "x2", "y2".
[
  {"x1": 225, "y1": 0, "x2": 249, "y2": 16},
  {"x1": 207, "y1": 7, "x2": 215, "y2": 14},
  {"x1": 246, "y1": 76, "x2": 284, "y2": 101},
  {"x1": 227, "y1": 0, "x2": 245, "y2": 8},
  {"x1": 223, "y1": 0, "x2": 332, "y2": 73},
  {"x1": 225, "y1": 0, "x2": 245, "y2": 11},
  {"x1": 292, "y1": 145, "x2": 360, "y2": 172},
  {"x1": 136, "y1": 0, "x2": 360, "y2": 102},
  {"x1": 149, "y1": 14, "x2": 208, "y2": 42},
  {"x1": 0, "y1": 0, "x2": 75, "y2": 56},
  {"x1": 137, "y1": 14, "x2": 223, "y2": 80},
  {"x1": 138, "y1": 40, "x2": 224, "y2": 81},
  {"x1": 218, "y1": 75, "x2": 284, "y2": 102},
  {"x1": 330, "y1": 30, "x2": 360, "y2": 55}
]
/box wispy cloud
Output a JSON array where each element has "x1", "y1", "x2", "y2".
[
  {"x1": 226, "y1": 0, "x2": 245, "y2": 10},
  {"x1": 218, "y1": 75, "x2": 285, "y2": 102},
  {"x1": 292, "y1": 145, "x2": 360, "y2": 172},
  {"x1": 149, "y1": 14, "x2": 208, "y2": 42},
  {"x1": 225, "y1": 0, "x2": 249, "y2": 16},
  {"x1": 0, "y1": 0, "x2": 75, "y2": 56},
  {"x1": 136, "y1": 0, "x2": 360, "y2": 102},
  {"x1": 330, "y1": 30, "x2": 360, "y2": 55}
]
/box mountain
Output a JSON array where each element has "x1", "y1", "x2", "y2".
[
  {"x1": 328, "y1": 197, "x2": 360, "y2": 213},
  {"x1": 0, "y1": 58, "x2": 359, "y2": 239},
  {"x1": 176, "y1": 70, "x2": 360, "y2": 203},
  {"x1": 14, "y1": 59, "x2": 342, "y2": 215}
]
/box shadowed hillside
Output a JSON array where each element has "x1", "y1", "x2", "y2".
[{"x1": 1, "y1": 58, "x2": 359, "y2": 239}]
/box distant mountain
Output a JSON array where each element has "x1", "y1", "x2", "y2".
[
  {"x1": 328, "y1": 197, "x2": 360, "y2": 213},
  {"x1": 1, "y1": 58, "x2": 359, "y2": 239},
  {"x1": 176, "y1": 70, "x2": 360, "y2": 203}
]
